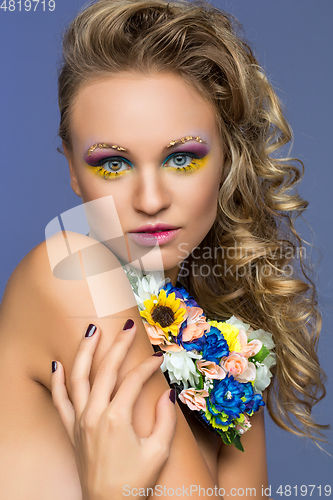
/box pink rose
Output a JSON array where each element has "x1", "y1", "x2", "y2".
[
  {"x1": 196, "y1": 359, "x2": 226, "y2": 379},
  {"x1": 160, "y1": 343, "x2": 184, "y2": 352},
  {"x1": 179, "y1": 388, "x2": 209, "y2": 411},
  {"x1": 238, "y1": 328, "x2": 262, "y2": 358},
  {"x1": 145, "y1": 324, "x2": 165, "y2": 345},
  {"x1": 145, "y1": 324, "x2": 184, "y2": 352},
  {"x1": 181, "y1": 306, "x2": 210, "y2": 343},
  {"x1": 221, "y1": 352, "x2": 256, "y2": 383}
]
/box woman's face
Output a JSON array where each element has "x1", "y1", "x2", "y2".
[{"x1": 65, "y1": 72, "x2": 223, "y2": 283}]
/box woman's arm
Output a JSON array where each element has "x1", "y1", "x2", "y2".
[
  {"x1": 0, "y1": 232, "x2": 222, "y2": 498},
  {"x1": 217, "y1": 405, "x2": 269, "y2": 500},
  {"x1": 51, "y1": 323, "x2": 177, "y2": 500}
]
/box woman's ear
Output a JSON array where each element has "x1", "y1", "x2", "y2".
[{"x1": 63, "y1": 142, "x2": 82, "y2": 198}]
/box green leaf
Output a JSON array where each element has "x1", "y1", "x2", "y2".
[
  {"x1": 233, "y1": 434, "x2": 244, "y2": 452},
  {"x1": 197, "y1": 373, "x2": 204, "y2": 390},
  {"x1": 219, "y1": 430, "x2": 230, "y2": 445},
  {"x1": 251, "y1": 345, "x2": 270, "y2": 364}
]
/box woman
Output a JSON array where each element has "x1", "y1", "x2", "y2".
[{"x1": 0, "y1": 0, "x2": 329, "y2": 498}]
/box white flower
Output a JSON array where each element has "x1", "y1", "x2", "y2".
[
  {"x1": 248, "y1": 328, "x2": 275, "y2": 350},
  {"x1": 203, "y1": 378, "x2": 214, "y2": 392},
  {"x1": 161, "y1": 350, "x2": 202, "y2": 389},
  {"x1": 133, "y1": 272, "x2": 171, "y2": 310},
  {"x1": 226, "y1": 315, "x2": 251, "y2": 333},
  {"x1": 253, "y1": 353, "x2": 277, "y2": 393}
]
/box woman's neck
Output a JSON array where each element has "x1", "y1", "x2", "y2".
[{"x1": 164, "y1": 267, "x2": 180, "y2": 286}]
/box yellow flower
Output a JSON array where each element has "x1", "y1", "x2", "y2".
[
  {"x1": 140, "y1": 289, "x2": 186, "y2": 338},
  {"x1": 208, "y1": 320, "x2": 242, "y2": 353}
]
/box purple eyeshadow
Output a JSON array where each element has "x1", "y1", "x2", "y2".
[
  {"x1": 84, "y1": 150, "x2": 124, "y2": 166},
  {"x1": 169, "y1": 142, "x2": 209, "y2": 158}
]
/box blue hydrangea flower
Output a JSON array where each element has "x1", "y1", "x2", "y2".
[
  {"x1": 242, "y1": 382, "x2": 265, "y2": 414},
  {"x1": 207, "y1": 376, "x2": 246, "y2": 423},
  {"x1": 182, "y1": 336, "x2": 207, "y2": 351},
  {"x1": 163, "y1": 282, "x2": 191, "y2": 301},
  {"x1": 201, "y1": 325, "x2": 229, "y2": 363},
  {"x1": 174, "y1": 317, "x2": 208, "y2": 352},
  {"x1": 184, "y1": 297, "x2": 200, "y2": 308}
]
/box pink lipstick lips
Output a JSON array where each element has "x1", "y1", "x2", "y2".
[{"x1": 128, "y1": 224, "x2": 181, "y2": 246}]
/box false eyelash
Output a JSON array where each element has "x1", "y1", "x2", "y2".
[
  {"x1": 162, "y1": 151, "x2": 205, "y2": 170},
  {"x1": 170, "y1": 162, "x2": 197, "y2": 173},
  {"x1": 94, "y1": 156, "x2": 132, "y2": 168},
  {"x1": 86, "y1": 155, "x2": 133, "y2": 179},
  {"x1": 163, "y1": 157, "x2": 206, "y2": 173}
]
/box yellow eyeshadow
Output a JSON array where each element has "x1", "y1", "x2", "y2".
[
  {"x1": 86, "y1": 165, "x2": 131, "y2": 180},
  {"x1": 163, "y1": 155, "x2": 209, "y2": 173},
  {"x1": 86, "y1": 154, "x2": 209, "y2": 179}
]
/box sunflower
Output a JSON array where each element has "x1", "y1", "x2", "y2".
[{"x1": 140, "y1": 289, "x2": 186, "y2": 339}]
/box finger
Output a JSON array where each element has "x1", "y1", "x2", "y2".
[
  {"x1": 147, "y1": 388, "x2": 177, "y2": 461},
  {"x1": 69, "y1": 324, "x2": 100, "y2": 415},
  {"x1": 51, "y1": 360, "x2": 75, "y2": 445},
  {"x1": 85, "y1": 321, "x2": 137, "y2": 417},
  {"x1": 106, "y1": 353, "x2": 164, "y2": 423}
]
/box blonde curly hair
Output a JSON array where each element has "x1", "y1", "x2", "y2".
[{"x1": 57, "y1": 0, "x2": 328, "y2": 444}]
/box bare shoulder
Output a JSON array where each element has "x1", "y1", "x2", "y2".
[{"x1": 0, "y1": 232, "x2": 139, "y2": 390}]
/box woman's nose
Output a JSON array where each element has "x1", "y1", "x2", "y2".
[{"x1": 132, "y1": 169, "x2": 171, "y2": 216}]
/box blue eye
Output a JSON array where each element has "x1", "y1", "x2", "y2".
[
  {"x1": 163, "y1": 152, "x2": 197, "y2": 169},
  {"x1": 98, "y1": 156, "x2": 132, "y2": 173}
]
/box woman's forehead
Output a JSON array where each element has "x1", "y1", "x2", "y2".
[{"x1": 69, "y1": 72, "x2": 220, "y2": 152}]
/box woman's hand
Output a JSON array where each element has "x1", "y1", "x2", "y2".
[{"x1": 51, "y1": 320, "x2": 177, "y2": 500}]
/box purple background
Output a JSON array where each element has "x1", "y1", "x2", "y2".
[{"x1": 1, "y1": 0, "x2": 332, "y2": 494}]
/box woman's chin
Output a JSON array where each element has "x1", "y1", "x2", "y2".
[{"x1": 100, "y1": 237, "x2": 181, "y2": 273}]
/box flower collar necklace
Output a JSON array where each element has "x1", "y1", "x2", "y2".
[{"x1": 121, "y1": 263, "x2": 276, "y2": 451}]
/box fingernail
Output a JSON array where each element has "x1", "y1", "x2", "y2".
[
  {"x1": 152, "y1": 351, "x2": 163, "y2": 357},
  {"x1": 85, "y1": 324, "x2": 97, "y2": 337},
  {"x1": 123, "y1": 319, "x2": 134, "y2": 330},
  {"x1": 52, "y1": 361, "x2": 57, "y2": 373},
  {"x1": 169, "y1": 389, "x2": 176, "y2": 404}
]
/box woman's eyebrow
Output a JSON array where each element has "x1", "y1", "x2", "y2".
[
  {"x1": 86, "y1": 143, "x2": 127, "y2": 156},
  {"x1": 85, "y1": 137, "x2": 207, "y2": 157},
  {"x1": 166, "y1": 135, "x2": 206, "y2": 149}
]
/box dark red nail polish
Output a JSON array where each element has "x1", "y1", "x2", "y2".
[
  {"x1": 169, "y1": 389, "x2": 176, "y2": 404},
  {"x1": 52, "y1": 361, "x2": 57, "y2": 373},
  {"x1": 85, "y1": 324, "x2": 97, "y2": 337},
  {"x1": 123, "y1": 319, "x2": 134, "y2": 330},
  {"x1": 153, "y1": 351, "x2": 164, "y2": 357}
]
